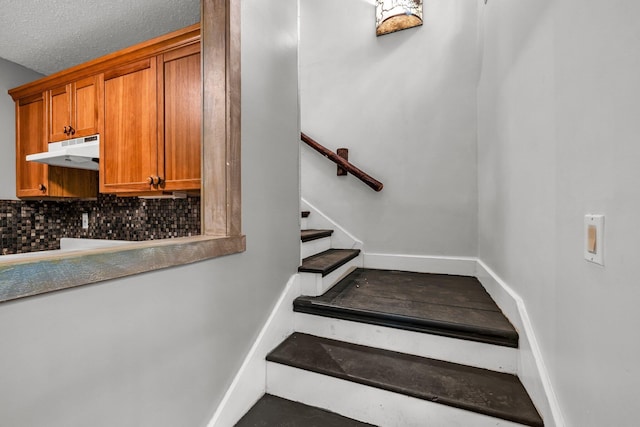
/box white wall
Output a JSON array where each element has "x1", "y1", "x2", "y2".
[
  {"x1": 0, "y1": 0, "x2": 300, "y2": 425},
  {"x1": 477, "y1": 0, "x2": 640, "y2": 426},
  {"x1": 0, "y1": 58, "x2": 43, "y2": 200},
  {"x1": 300, "y1": 0, "x2": 478, "y2": 256}
]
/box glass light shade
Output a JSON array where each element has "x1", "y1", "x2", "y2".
[{"x1": 376, "y1": 0, "x2": 423, "y2": 36}]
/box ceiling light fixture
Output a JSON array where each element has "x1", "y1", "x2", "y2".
[{"x1": 376, "y1": 0, "x2": 423, "y2": 36}]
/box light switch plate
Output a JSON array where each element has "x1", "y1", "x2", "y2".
[
  {"x1": 584, "y1": 214, "x2": 604, "y2": 266},
  {"x1": 82, "y1": 212, "x2": 89, "y2": 230}
]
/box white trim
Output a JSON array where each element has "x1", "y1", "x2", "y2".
[
  {"x1": 300, "y1": 198, "x2": 363, "y2": 250},
  {"x1": 207, "y1": 274, "x2": 301, "y2": 427},
  {"x1": 364, "y1": 253, "x2": 477, "y2": 276},
  {"x1": 267, "y1": 362, "x2": 525, "y2": 427},
  {"x1": 476, "y1": 260, "x2": 565, "y2": 427}
]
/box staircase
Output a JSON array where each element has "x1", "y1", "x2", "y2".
[{"x1": 235, "y1": 211, "x2": 543, "y2": 426}]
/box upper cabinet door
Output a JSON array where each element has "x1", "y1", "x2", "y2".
[
  {"x1": 47, "y1": 84, "x2": 72, "y2": 143},
  {"x1": 16, "y1": 94, "x2": 48, "y2": 197},
  {"x1": 158, "y1": 43, "x2": 202, "y2": 192},
  {"x1": 47, "y1": 75, "x2": 102, "y2": 143},
  {"x1": 73, "y1": 75, "x2": 102, "y2": 138},
  {"x1": 102, "y1": 59, "x2": 158, "y2": 193}
]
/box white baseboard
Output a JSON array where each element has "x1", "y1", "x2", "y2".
[
  {"x1": 364, "y1": 253, "x2": 477, "y2": 276},
  {"x1": 476, "y1": 260, "x2": 565, "y2": 427},
  {"x1": 207, "y1": 274, "x2": 301, "y2": 427}
]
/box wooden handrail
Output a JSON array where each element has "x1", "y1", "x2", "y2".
[{"x1": 301, "y1": 133, "x2": 384, "y2": 192}]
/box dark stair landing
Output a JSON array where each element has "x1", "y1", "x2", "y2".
[
  {"x1": 294, "y1": 268, "x2": 518, "y2": 347},
  {"x1": 235, "y1": 394, "x2": 374, "y2": 427},
  {"x1": 298, "y1": 249, "x2": 360, "y2": 276},
  {"x1": 268, "y1": 333, "x2": 543, "y2": 427},
  {"x1": 301, "y1": 229, "x2": 333, "y2": 242}
]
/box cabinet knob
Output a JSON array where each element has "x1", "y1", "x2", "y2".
[
  {"x1": 63, "y1": 126, "x2": 68, "y2": 135},
  {"x1": 147, "y1": 176, "x2": 160, "y2": 186},
  {"x1": 68, "y1": 126, "x2": 75, "y2": 136},
  {"x1": 38, "y1": 184, "x2": 46, "y2": 192}
]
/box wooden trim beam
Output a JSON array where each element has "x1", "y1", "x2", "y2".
[
  {"x1": 202, "y1": 0, "x2": 242, "y2": 236},
  {"x1": 0, "y1": 236, "x2": 245, "y2": 304}
]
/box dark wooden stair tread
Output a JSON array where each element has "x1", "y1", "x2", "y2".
[
  {"x1": 298, "y1": 249, "x2": 360, "y2": 276},
  {"x1": 301, "y1": 211, "x2": 310, "y2": 218},
  {"x1": 235, "y1": 394, "x2": 373, "y2": 426},
  {"x1": 301, "y1": 229, "x2": 333, "y2": 242},
  {"x1": 294, "y1": 268, "x2": 519, "y2": 348},
  {"x1": 267, "y1": 333, "x2": 543, "y2": 427}
]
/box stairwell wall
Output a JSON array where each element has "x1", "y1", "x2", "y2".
[
  {"x1": 477, "y1": 0, "x2": 640, "y2": 426},
  {"x1": 299, "y1": 0, "x2": 479, "y2": 257},
  {"x1": 0, "y1": 1, "x2": 300, "y2": 426}
]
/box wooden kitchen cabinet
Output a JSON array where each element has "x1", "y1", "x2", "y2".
[
  {"x1": 101, "y1": 58, "x2": 159, "y2": 193},
  {"x1": 157, "y1": 43, "x2": 201, "y2": 192},
  {"x1": 9, "y1": 24, "x2": 201, "y2": 198},
  {"x1": 47, "y1": 75, "x2": 102, "y2": 142},
  {"x1": 16, "y1": 94, "x2": 47, "y2": 197},
  {"x1": 15, "y1": 93, "x2": 97, "y2": 198},
  {"x1": 101, "y1": 42, "x2": 201, "y2": 195}
]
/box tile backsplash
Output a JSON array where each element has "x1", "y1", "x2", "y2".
[{"x1": 0, "y1": 194, "x2": 200, "y2": 256}]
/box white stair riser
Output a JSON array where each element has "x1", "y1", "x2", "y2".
[
  {"x1": 364, "y1": 253, "x2": 477, "y2": 276},
  {"x1": 294, "y1": 313, "x2": 517, "y2": 374},
  {"x1": 301, "y1": 198, "x2": 363, "y2": 250},
  {"x1": 300, "y1": 237, "x2": 331, "y2": 260},
  {"x1": 299, "y1": 255, "x2": 363, "y2": 296},
  {"x1": 301, "y1": 217, "x2": 309, "y2": 229},
  {"x1": 267, "y1": 363, "x2": 525, "y2": 427}
]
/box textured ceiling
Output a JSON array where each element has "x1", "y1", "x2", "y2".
[{"x1": 0, "y1": 0, "x2": 200, "y2": 75}]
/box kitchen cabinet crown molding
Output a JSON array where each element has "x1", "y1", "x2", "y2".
[{"x1": 8, "y1": 23, "x2": 200, "y2": 101}]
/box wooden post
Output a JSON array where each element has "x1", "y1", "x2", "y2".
[{"x1": 202, "y1": 0, "x2": 242, "y2": 236}]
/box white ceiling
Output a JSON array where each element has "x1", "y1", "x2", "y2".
[{"x1": 0, "y1": 0, "x2": 200, "y2": 75}]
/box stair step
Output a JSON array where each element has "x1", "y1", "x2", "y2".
[
  {"x1": 235, "y1": 394, "x2": 373, "y2": 427},
  {"x1": 294, "y1": 268, "x2": 519, "y2": 348},
  {"x1": 301, "y1": 229, "x2": 333, "y2": 242},
  {"x1": 267, "y1": 333, "x2": 543, "y2": 427},
  {"x1": 294, "y1": 312, "x2": 518, "y2": 373},
  {"x1": 301, "y1": 210, "x2": 310, "y2": 218},
  {"x1": 298, "y1": 249, "x2": 361, "y2": 277}
]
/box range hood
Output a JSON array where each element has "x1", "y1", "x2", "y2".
[{"x1": 26, "y1": 134, "x2": 99, "y2": 171}]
